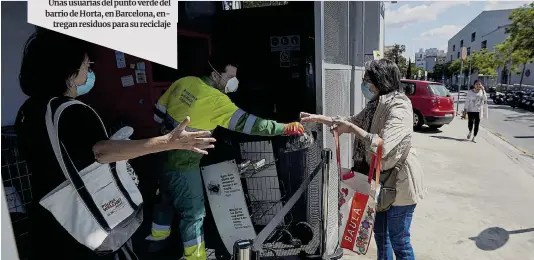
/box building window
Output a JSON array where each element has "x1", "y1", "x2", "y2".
[
  {"x1": 451, "y1": 55, "x2": 453, "y2": 61},
  {"x1": 453, "y1": 45, "x2": 456, "y2": 51},
  {"x1": 481, "y1": 40, "x2": 487, "y2": 49},
  {"x1": 460, "y1": 40, "x2": 464, "y2": 47},
  {"x1": 471, "y1": 32, "x2": 476, "y2": 42},
  {"x1": 457, "y1": 52, "x2": 460, "y2": 58},
  {"x1": 467, "y1": 47, "x2": 471, "y2": 56}
]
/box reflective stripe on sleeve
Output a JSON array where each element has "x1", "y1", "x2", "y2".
[
  {"x1": 155, "y1": 103, "x2": 167, "y2": 114},
  {"x1": 228, "y1": 108, "x2": 246, "y2": 131},
  {"x1": 154, "y1": 114, "x2": 163, "y2": 123},
  {"x1": 243, "y1": 114, "x2": 257, "y2": 135}
]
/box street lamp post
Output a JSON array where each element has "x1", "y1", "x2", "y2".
[
  {"x1": 467, "y1": 59, "x2": 472, "y2": 88},
  {"x1": 457, "y1": 59, "x2": 463, "y2": 113},
  {"x1": 457, "y1": 47, "x2": 467, "y2": 114}
]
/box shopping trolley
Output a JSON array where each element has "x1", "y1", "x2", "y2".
[{"x1": 202, "y1": 130, "x2": 343, "y2": 260}]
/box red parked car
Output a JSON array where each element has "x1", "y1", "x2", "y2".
[{"x1": 401, "y1": 80, "x2": 455, "y2": 130}]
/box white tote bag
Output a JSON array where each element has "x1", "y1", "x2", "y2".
[{"x1": 40, "y1": 98, "x2": 143, "y2": 253}]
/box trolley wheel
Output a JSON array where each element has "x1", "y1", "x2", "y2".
[{"x1": 292, "y1": 222, "x2": 314, "y2": 245}]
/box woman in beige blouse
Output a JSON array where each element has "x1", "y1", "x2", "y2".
[{"x1": 300, "y1": 59, "x2": 426, "y2": 260}]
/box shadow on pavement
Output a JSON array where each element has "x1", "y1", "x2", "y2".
[
  {"x1": 504, "y1": 114, "x2": 534, "y2": 123},
  {"x1": 430, "y1": 135, "x2": 467, "y2": 142},
  {"x1": 514, "y1": 136, "x2": 534, "y2": 139},
  {"x1": 469, "y1": 227, "x2": 534, "y2": 251},
  {"x1": 415, "y1": 127, "x2": 442, "y2": 134}
]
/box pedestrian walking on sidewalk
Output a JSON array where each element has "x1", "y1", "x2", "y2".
[
  {"x1": 465, "y1": 80, "x2": 489, "y2": 143},
  {"x1": 300, "y1": 59, "x2": 426, "y2": 260}
]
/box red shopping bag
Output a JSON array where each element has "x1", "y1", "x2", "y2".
[{"x1": 335, "y1": 132, "x2": 383, "y2": 255}]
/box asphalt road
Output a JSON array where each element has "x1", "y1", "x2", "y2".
[
  {"x1": 481, "y1": 102, "x2": 534, "y2": 156},
  {"x1": 451, "y1": 91, "x2": 534, "y2": 156}
]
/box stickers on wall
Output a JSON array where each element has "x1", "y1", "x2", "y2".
[
  {"x1": 136, "y1": 62, "x2": 146, "y2": 71},
  {"x1": 115, "y1": 51, "x2": 126, "y2": 68},
  {"x1": 270, "y1": 35, "x2": 300, "y2": 52},
  {"x1": 280, "y1": 51, "x2": 291, "y2": 68},
  {"x1": 121, "y1": 75, "x2": 135, "y2": 88},
  {"x1": 135, "y1": 70, "x2": 147, "y2": 84}
]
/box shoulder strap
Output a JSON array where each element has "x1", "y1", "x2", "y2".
[
  {"x1": 45, "y1": 98, "x2": 108, "y2": 183},
  {"x1": 46, "y1": 98, "x2": 115, "y2": 232}
]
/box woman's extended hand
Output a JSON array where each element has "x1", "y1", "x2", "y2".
[
  {"x1": 331, "y1": 119, "x2": 354, "y2": 135},
  {"x1": 164, "y1": 116, "x2": 216, "y2": 155},
  {"x1": 300, "y1": 112, "x2": 333, "y2": 125}
]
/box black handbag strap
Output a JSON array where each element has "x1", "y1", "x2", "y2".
[{"x1": 380, "y1": 136, "x2": 411, "y2": 182}]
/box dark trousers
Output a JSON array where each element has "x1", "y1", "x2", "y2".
[
  {"x1": 467, "y1": 112, "x2": 481, "y2": 136},
  {"x1": 374, "y1": 204, "x2": 416, "y2": 260}
]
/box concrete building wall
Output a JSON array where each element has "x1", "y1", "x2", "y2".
[
  {"x1": 425, "y1": 56, "x2": 437, "y2": 72},
  {"x1": 447, "y1": 9, "x2": 534, "y2": 86},
  {"x1": 363, "y1": 1, "x2": 384, "y2": 59}
]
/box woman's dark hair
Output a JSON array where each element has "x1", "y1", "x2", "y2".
[
  {"x1": 200, "y1": 51, "x2": 238, "y2": 77},
  {"x1": 364, "y1": 59, "x2": 401, "y2": 95},
  {"x1": 19, "y1": 28, "x2": 90, "y2": 98}
]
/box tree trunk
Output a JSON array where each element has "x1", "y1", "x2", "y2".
[{"x1": 519, "y1": 63, "x2": 526, "y2": 87}]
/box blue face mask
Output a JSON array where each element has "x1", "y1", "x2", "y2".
[
  {"x1": 76, "y1": 71, "x2": 96, "y2": 96},
  {"x1": 361, "y1": 82, "x2": 375, "y2": 100}
]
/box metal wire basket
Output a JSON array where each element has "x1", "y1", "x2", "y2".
[
  {"x1": 238, "y1": 140, "x2": 290, "y2": 230},
  {"x1": 2, "y1": 126, "x2": 32, "y2": 260},
  {"x1": 233, "y1": 137, "x2": 333, "y2": 259}
]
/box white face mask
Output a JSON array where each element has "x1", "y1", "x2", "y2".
[{"x1": 225, "y1": 77, "x2": 239, "y2": 93}]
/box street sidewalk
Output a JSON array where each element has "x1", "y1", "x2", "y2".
[{"x1": 343, "y1": 118, "x2": 534, "y2": 260}]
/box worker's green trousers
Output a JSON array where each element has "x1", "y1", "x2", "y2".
[{"x1": 148, "y1": 167, "x2": 206, "y2": 260}]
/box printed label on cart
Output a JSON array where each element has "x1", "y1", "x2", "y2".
[{"x1": 201, "y1": 160, "x2": 256, "y2": 254}]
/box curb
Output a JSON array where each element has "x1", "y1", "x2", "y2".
[{"x1": 483, "y1": 127, "x2": 534, "y2": 159}]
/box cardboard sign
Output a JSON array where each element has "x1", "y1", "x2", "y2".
[{"x1": 201, "y1": 160, "x2": 256, "y2": 253}]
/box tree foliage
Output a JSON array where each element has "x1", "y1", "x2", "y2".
[
  {"x1": 448, "y1": 59, "x2": 468, "y2": 75},
  {"x1": 384, "y1": 44, "x2": 408, "y2": 76},
  {"x1": 428, "y1": 63, "x2": 449, "y2": 81},
  {"x1": 470, "y1": 49, "x2": 498, "y2": 76},
  {"x1": 494, "y1": 38, "x2": 533, "y2": 74},
  {"x1": 408, "y1": 65, "x2": 425, "y2": 80},
  {"x1": 506, "y1": 2, "x2": 534, "y2": 59}
]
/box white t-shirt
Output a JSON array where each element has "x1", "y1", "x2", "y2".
[{"x1": 465, "y1": 89, "x2": 487, "y2": 113}]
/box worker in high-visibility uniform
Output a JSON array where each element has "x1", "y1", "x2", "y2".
[{"x1": 147, "y1": 53, "x2": 304, "y2": 260}]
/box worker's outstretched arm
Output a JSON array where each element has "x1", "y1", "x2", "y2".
[{"x1": 213, "y1": 97, "x2": 303, "y2": 136}]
